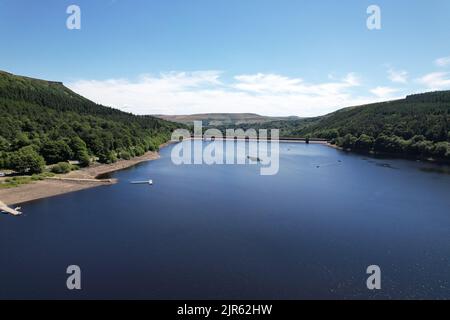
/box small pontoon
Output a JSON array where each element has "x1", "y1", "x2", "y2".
[{"x1": 131, "y1": 180, "x2": 153, "y2": 185}]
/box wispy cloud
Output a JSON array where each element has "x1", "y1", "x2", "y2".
[
  {"x1": 388, "y1": 68, "x2": 408, "y2": 83},
  {"x1": 68, "y1": 71, "x2": 391, "y2": 117},
  {"x1": 232, "y1": 72, "x2": 360, "y2": 95},
  {"x1": 435, "y1": 56, "x2": 450, "y2": 67},
  {"x1": 370, "y1": 86, "x2": 399, "y2": 98},
  {"x1": 417, "y1": 72, "x2": 450, "y2": 90}
]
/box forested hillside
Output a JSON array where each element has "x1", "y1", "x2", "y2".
[
  {"x1": 252, "y1": 91, "x2": 450, "y2": 160},
  {"x1": 0, "y1": 71, "x2": 180, "y2": 173},
  {"x1": 2, "y1": 69, "x2": 449, "y2": 173}
]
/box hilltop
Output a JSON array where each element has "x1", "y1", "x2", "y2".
[
  {"x1": 0, "y1": 71, "x2": 181, "y2": 173},
  {"x1": 154, "y1": 113, "x2": 299, "y2": 127},
  {"x1": 254, "y1": 91, "x2": 450, "y2": 160}
]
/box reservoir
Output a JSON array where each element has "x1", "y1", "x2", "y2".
[{"x1": 1, "y1": 142, "x2": 449, "y2": 299}]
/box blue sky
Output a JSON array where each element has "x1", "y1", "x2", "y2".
[{"x1": 1, "y1": 0, "x2": 450, "y2": 116}]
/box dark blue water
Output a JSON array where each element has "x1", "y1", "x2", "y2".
[{"x1": 1, "y1": 142, "x2": 450, "y2": 299}]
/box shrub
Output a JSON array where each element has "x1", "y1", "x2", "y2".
[
  {"x1": 133, "y1": 146, "x2": 145, "y2": 157},
  {"x1": 51, "y1": 162, "x2": 72, "y2": 174},
  {"x1": 100, "y1": 151, "x2": 118, "y2": 164},
  {"x1": 120, "y1": 151, "x2": 132, "y2": 160}
]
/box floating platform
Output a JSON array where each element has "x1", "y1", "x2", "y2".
[{"x1": 131, "y1": 180, "x2": 153, "y2": 185}]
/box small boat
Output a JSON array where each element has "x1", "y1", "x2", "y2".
[{"x1": 131, "y1": 180, "x2": 153, "y2": 185}]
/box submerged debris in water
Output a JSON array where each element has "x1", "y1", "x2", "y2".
[
  {"x1": 375, "y1": 163, "x2": 398, "y2": 169},
  {"x1": 316, "y1": 160, "x2": 343, "y2": 168}
]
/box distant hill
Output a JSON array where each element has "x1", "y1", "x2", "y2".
[
  {"x1": 255, "y1": 91, "x2": 450, "y2": 160},
  {"x1": 270, "y1": 91, "x2": 450, "y2": 139},
  {"x1": 157, "y1": 92, "x2": 450, "y2": 160},
  {"x1": 0, "y1": 71, "x2": 181, "y2": 172},
  {"x1": 155, "y1": 113, "x2": 300, "y2": 127},
  {"x1": 1, "y1": 69, "x2": 449, "y2": 170}
]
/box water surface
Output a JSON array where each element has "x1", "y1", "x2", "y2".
[{"x1": 1, "y1": 142, "x2": 450, "y2": 299}]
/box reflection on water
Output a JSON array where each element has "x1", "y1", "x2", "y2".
[{"x1": 420, "y1": 166, "x2": 450, "y2": 175}]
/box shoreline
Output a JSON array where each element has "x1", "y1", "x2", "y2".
[
  {"x1": 0, "y1": 149, "x2": 162, "y2": 207},
  {"x1": 0, "y1": 139, "x2": 313, "y2": 208},
  {"x1": 325, "y1": 142, "x2": 450, "y2": 165},
  {"x1": 3, "y1": 140, "x2": 447, "y2": 208}
]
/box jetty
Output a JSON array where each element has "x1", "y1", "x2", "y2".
[
  {"x1": 0, "y1": 200, "x2": 22, "y2": 216},
  {"x1": 46, "y1": 177, "x2": 114, "y2": 184}
]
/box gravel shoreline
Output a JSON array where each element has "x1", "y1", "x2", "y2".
[{"x1": 0, "y1": 150, "x2": 160, "y2": 206}]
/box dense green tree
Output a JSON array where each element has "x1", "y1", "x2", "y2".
[
  {"x1": 0, "y1": 135, "x2": 9, "y2": 151},
  {"x1": 9, "y1": 146, "x2": 45, "y2": 174},
  {"x1": 11, "y1": 133, "x2": 31, "y2": 151},
  {"x1": 0, "y1": 151, "x2": 9, "y2": 169},
  {"x1": 432, "y1": 141, "x2": 450, "y2": 158},
  {"x1": 41, "y1": 140, "x2": 73, "y2": 164},
  {"x1": 354, "y1": 134, "x2": 374, "y2": 151},
  {"x1": 412, "y1": 140, "x2": 434, "y2": 156},
  {"x1": 69, "y1": 137, "x2": 90, "y2": 167},
  {"x1": 319, "y1": 129, "x2": 339, "y2": 140},
  {"x1": 339, "y1": 134, "x2": 357, "y2": 149},
  {"x1": 373, "y1": 135, "x2": 407, "y2": 153}
]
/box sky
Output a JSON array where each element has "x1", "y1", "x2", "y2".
[{"x1": 1, "y1": 0, "x2": 450, "y2": 116}]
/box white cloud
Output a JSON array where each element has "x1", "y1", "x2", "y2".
[
  {"x1": 435, "y1": 56, "x2": 450, "y2": 67},
  {"x1": 67, "y1": 71, "x2": 389, "y2": 117},
  {"x1": 417, "y1": 72, "x2": 450, "y2": 90},
  {"x1": 370, "y1": 86, "x2": 399, "y2": 98},
  {"x1": 233, "y1": 73, "x2": 304, "y2": 94},
  {"x1": 388, "y1": 68, "x2": 408, "y2": 83},
  {"x1": 232, "y1": 72, "x2": 360, "y2": 96}
]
